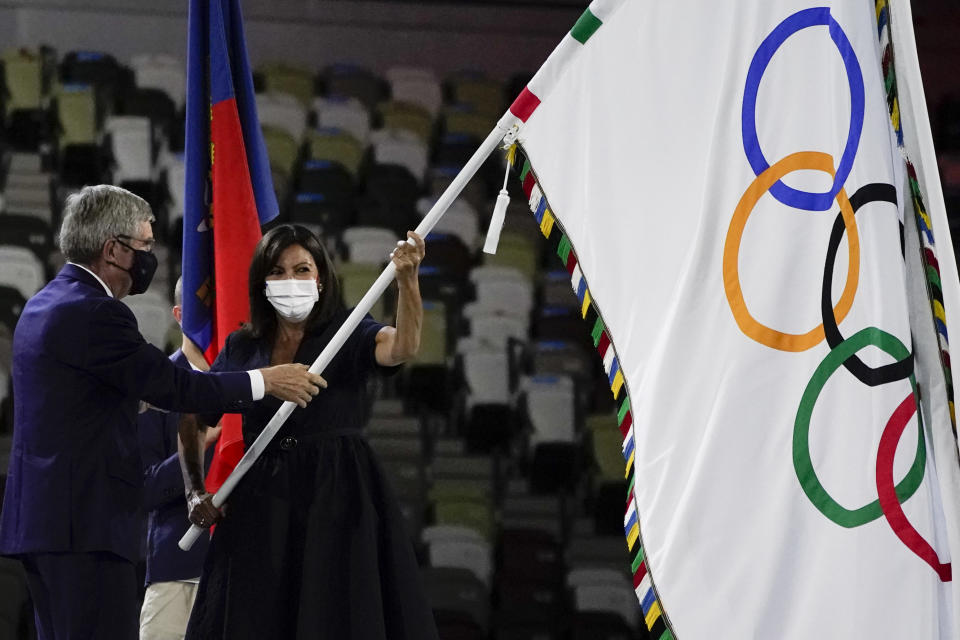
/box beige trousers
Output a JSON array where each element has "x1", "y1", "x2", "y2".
[{"x1": 138, "y1": 581, "x2": 199, "y2": 640}]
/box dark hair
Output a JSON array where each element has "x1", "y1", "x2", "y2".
[{"x1": 244, "y1": 224, "x2": 342, "y2": 341}]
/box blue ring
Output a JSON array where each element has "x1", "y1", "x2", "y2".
[{"x1": 742, "y1": 7, "x2": 865, "y2": 211}]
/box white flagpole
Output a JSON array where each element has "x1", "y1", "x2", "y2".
[{"x1": 180, "y1": 113, "x2": 520, "y2": 550}]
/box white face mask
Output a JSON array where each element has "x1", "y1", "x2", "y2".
[{"x1": 264, "y1": 279, "x2": 320, "y2": 323}]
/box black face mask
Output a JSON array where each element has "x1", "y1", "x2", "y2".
[{"x1": 109, "y1": 237, "x2": 158, "y2": 295}]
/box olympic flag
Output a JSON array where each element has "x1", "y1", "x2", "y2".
[{"x1": 507, "y1": 0, "x2": 960, "y2": 637}]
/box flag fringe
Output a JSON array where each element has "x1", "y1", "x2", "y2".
[
  {"x1": 515, "y1": 151, "x2": 675, "y2": 640},
  {"x1": 877, "y1": 0, "x2": 958, "y2": 440}
]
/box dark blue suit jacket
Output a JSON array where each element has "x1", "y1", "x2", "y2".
[
  {"x1": 138, "y1": 350, "x2": 212, "y2": 584},
  {"x1": 0, "y1": 265, "x2": 253, "y2": 562}
]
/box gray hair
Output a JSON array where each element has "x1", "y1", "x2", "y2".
[
  {"x1": 58, "y1": 185, "x2": 155, "y2": 264},
  {"x1": 174, "y1": 276, "x2": 183, "y2": 307}
]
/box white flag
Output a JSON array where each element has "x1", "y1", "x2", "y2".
[{"x1": 506, "y1": 0, "x2": 960, "y2": 637}]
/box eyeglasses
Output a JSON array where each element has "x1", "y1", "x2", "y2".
[{"x1": 115, "y1": 234, "x2": 156, "y2": 252}]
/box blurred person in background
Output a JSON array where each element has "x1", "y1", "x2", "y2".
[{"x1": 138, "y1": 278, "x2": 221, "y2": 640}]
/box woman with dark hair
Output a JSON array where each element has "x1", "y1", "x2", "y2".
[{"x1": 179, "y1": 224, "x2": 438, "y2": 639}]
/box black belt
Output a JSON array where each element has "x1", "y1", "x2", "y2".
[{"x1": 265, "y1": 428, "x2": 364, "y2": 452}]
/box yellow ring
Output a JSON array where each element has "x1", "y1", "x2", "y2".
[{"x1": 723, "y1": 151, "x2": 859, "y2": 352}]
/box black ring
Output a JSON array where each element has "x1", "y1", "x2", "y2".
[{"x1": 821, "y1": 182, "x2": 913, "y2": 386}]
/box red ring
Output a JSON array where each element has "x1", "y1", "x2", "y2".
[{"x1": 876, "y1": 393, "x2": 952, "y2": 582}]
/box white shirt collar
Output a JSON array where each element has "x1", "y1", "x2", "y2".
[{"x1": 67, "y1": 262, "x2": 113, "y2": 298}]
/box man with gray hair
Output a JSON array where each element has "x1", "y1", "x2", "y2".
[{"x1": 0, "y1": 185, "x2": 326, "y2": 639}]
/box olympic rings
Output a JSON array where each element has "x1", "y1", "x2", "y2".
[
  {"x1": 731, "y1": 8, "x2": 949, "y2": 581},
  {"x1": 723, "y1": 151, "x2": 859, "y2": 352},
  {"x1": 821, "y1": 183, "x2": 913, "y2": 385},
  {"x1": 741, "y1": 7, "x2": 865, "y2": 212},
  {"x1": 876, "y1": 393, "x2": 953, "y2": 581},
  {"x1": 793, "y1": 327, "x2": 924, "y2": 528}
]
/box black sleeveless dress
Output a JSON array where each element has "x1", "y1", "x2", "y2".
[{"x1": 185, "y1": 311, "x2": 438, "y2": 640}]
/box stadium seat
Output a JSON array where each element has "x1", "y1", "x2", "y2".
[
  {"x1": 432, "y1": 494, "x2": 494, "y2": 541},
  {"x1": 297, "y1": 160, "x2": 355, "y2": 205},
  {"x1": 0, "y1": 287, "x2": 26, "y2": 334},
  {"x1": 416, "y1": 196, "x2": 479, "y2": 251},
  {"x1": 105, "y1": 115, "x2": 154, "y2": 182},
  {"x1": 470, "y1": 266, "x2": 534, "y2": 318},
  {"x1": 421, "y1": 232, "x2": 473, "y2": 284},
  {"x1": 342, "y1": 226, "x2": 397, "y2": 265},
  {"x1": 366, "y1": 163, "x2": 421, "y2": 207},
  {"x1": 60, "y1": 143, "x2": 110, "y2": 187},
  {"x1": 131, "y1": 53, "x2": 186, "y2": 109},
  {"x1": 426, "y1": 533, "x2": 493, "y2": 587},
  {"x1": 522, "y1": 375, "x2": 577, "y2": 446},
  {"x1": 422, "y1": 566, "x2": 489, "y2": 638},
  {"x1": 499, "y1": 521, "x2": 563, "y2": 572},
  {"x1": 447, "y1": 72, "x2": 504, "y2": 117},
  {"x1": 259, "y1": 61, "x2": 315, "y2": 109},
  {"x1": 500, "y1": 491, "x2": 565, "y2": 543},
  {"x1": 0, "y1": 246, "x2": 46, "y2": 298},
  {"x1": 261, "y1": 124, "x2": 301, "y2": 180},
  {"x1": 535, "y1": 305, "x2": 588, "y2": 343},
  {"x1": 566, "y1": 534, "x2": 632, "y2": 575},
  {"x1": 571, "y1": 576, "x2": 640, "y2": 636},
  {"x1": 122, "y1": 290, "x2": 173, "y2": 349},
  {"x1": 465, "y1": 310, "x2": 528, "y2": 350},
  {"x1": 256, "y1": 91, "x2": 308, "y2": 142},
  {"x1": 386, "y1": 67, "x2": 442, "y2": 117},
  {"x1": 2, "y1": 48, "x2": 44, "y2": 115},
  {"x1": 289, "y1": 192, "x2": 353, "y2": 237},
  {"x1": 355, "y1": 194, "x2": 419, "y2": 239},
  {"x1": 402, "y1": 300, "x2": 452, "y2": 411},
  {"x1": 404, "y1": 327, "x2": 449, "y2": 372},
  {"x1": 4, "y1": 108, "x2": 52, "y2": 152},
  {"x1": 117, "y1": 86, "x2": 177, "y2": 144},
  {"x1": 483, "y1": 231, "x2": 540, "y2": 281},
  {"x1": 372, "y1": 129, "x2": 429, "y2": 182},
  {"x1": 444, "y1": 104, "x2": 494, "y2": 139},
  {"x1": 433, "y1": 133, "x2": 478, "y2": 167},
  {"x1": 427, "y1": 163, "x2": 491, "y2": 215},
  {"x1": 377, "y1": 100, "x2": 434, "y2": 144},
  {"x1": 338, "y1": 261, "x2": 387, "y2": 321},
  {"x1": 60, "y1": 50, "x2": 130, "y2": 109},
  {"x1": 367, "y1": 419, "x2": 427, "y2": 537},
  {"x1": 313, "y1": 96, "x2": 371, "y2": 144},
  {"x1": 529, "y1": 341, "x2": 594, "y2": 390},
  {"x1": 307, "y1": 128, "x2": 366, "y2": 177},
  {"x1": 56, "y1": 83, "x2": 98, "y2": 146},
  {"x1": 540, "y1": 269, "x2": 581, "y2": 308},
  {"x1": 163, "y1": 154, "x2": 187, "y2": 233},
  {"x1": 530, "y1": 442, "x2": 581, "y2": 494},
  {"x1": 0, "y1": 213, "x2": 54, "y2": 260},
  {"x1": 322, "y1": 64, "x2": 386, "y2": 110},
  {"x1": 457, "y1": 338, "x2": 512, "y2": 407}
]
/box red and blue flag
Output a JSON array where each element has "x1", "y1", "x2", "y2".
[{"x1": 183, "y1": 0, "x2": 278, "y2": 492}]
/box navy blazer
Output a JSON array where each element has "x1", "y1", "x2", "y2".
[
  {"x1": 139, "y1": 350, "x2": 212, "y2": 584},
  {"x1": 0, "y1": 265, "x2": 253, "y2": 562}
]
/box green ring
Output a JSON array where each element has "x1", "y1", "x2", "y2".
[{"x1": 793, "y1": 327, "x2": 924, "y2": 528}]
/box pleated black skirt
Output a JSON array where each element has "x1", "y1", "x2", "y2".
[{"x1": 185, "y1": 433, "x2": 438, "y2": 640}]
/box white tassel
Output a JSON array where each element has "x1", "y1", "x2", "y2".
[
  {"x1": 484, "y1": 141, "x2": 515, "y2": 255},
  {"x1": 483, "y1": 188, "x2": 510, "y2": 254}
]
